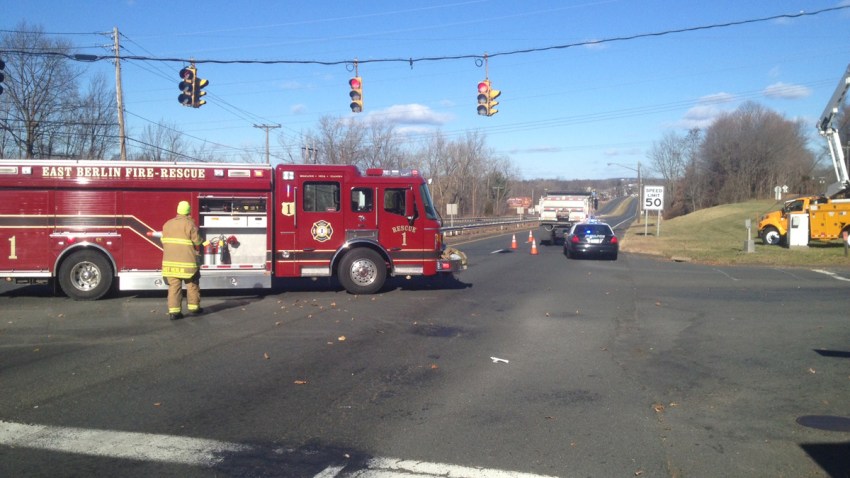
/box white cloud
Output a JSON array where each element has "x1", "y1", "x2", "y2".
[
  {"x1": 675, "y1": 92, "x2": 737, "y2": 129},
  {"x1": 679, "y1": 104, "x2": 724, "y2": 129},
  {"x1": 395, "y1": 125, "x2": 437, "y2": 136},
  {"x1": 508, "y1": 146, "x2": 563, "y2": 154},
  {"x1": 369, "y1": 104, "x2": 453, "y2": 126},
  {"x1": 699, "y1": 92, "x2": 736, "y2": 105},
  {"x1": 290, "y1": 104, "x2": 307, "y2": 115},
  {"x1": 763, "y1": 82, "x2": 812, "y2": 99}
]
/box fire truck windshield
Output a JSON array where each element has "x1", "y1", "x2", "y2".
[{"x1": 420, "y1": 184, "x2": 440, "y2": 221}]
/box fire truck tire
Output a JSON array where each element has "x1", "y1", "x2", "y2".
[
  {"x1": 761, "y1": 226, "x2": 782, "y2": 246},
  {"x1": 338, "y1": 248, "x2": 387, "y2": 295},
  {"x1": 58, "y1": 250, "x2": 114, "y2": 301}
]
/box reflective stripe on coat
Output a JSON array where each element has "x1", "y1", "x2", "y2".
[{"x1": 161, "y1": 214, "x2": 203, "y2": 279}]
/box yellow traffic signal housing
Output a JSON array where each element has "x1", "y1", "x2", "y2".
[
  {"x1": 477, "y1": 79, "x2": 500, "y2": 116},
  {"x1": 194, "y1": 76, "x2": 208, "y2": 108},
  {"x1": 486, "y1": 87, "x2": 500, "y2": 116},
  {"x1": 349, "y1": 77, "x2": 363, "y2": 113}
]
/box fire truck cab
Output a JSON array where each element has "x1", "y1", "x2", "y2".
[{"x1": 0, "y1": 160, "x2": 464, "y2": 300}]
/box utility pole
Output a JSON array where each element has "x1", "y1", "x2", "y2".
[
  {"x1": 301, "y1": 144, "x2": 318, "y2": 164},
  {"x1": 113, "y1": 27, "x2": 127, "y2": 161},
  {"x1": 253, "y1": 124, "x2": 280, "y2": 164},
  {"x1": 492, "y1": 185, "x2": 504, "y2": 216}
]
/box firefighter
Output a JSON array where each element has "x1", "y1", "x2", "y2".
[{"x1": 161, "y1": 200, "x2": 204, "y2": 320}]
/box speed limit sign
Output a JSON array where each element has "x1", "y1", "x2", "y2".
[{"x1": 643, "y1": 186, "x2": 664, "y2": 211}]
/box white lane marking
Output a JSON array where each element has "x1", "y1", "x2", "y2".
[
  {"x1": 358, "y1": 457, "x2": 558, "y2": 477},
  {"x1": 0, "y1": 420, "x2": 246, "y2": 467},
  {"x1": 315, "y1": 465, "x2": 347, "y2": 477},
  {"x1": 712, "y1": 268, "x2": 739, "y2": 281},
  {"x1": 0, "y1": 420, "x2": 557, "y2": 478},
  {"x1": 812, "y1": 269, "x2": 850, "y2": 282}
]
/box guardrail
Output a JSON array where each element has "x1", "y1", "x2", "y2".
[{"x1": 442, "y1": 217, "x2": 540, "y2": 236}]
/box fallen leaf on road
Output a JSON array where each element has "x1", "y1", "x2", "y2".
[
  {"x1": 294, "y1": 380, "x2": 307, "y2": 385},
  {"x1": 338, "y1": 336, "x2": 346, "y2": 341},
  {"x1": 263, "y1": 352, "x2": 270, "y2": 360},
  {"x1": 652, "y1": 403, "x2": 665, "y2": 413},
  {"x1": 153, "y1": 402, "x2": 161, "y2": 407},
  {"x1": 808, "y1": 368, "x2": 816, "y2": 374}
]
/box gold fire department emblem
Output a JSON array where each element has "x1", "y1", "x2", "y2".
[{"x1": 311, "y1": 220, "x2": 333, "y2": 242}]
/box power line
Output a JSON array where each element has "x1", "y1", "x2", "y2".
[{"x1": 2, "y1": 6, "x2": 846, "y2": 67}]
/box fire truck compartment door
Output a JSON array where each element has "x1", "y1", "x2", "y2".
[{"x1": 0, "y1": 191, "x2": 50, "y2": 272}]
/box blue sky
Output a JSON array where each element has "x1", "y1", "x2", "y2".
[{"x1": 4, "y1": 1, "x2": 850, "y2": 179}]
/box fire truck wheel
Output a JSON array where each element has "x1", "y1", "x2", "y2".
[
  {"x1": 761, "y1": 226, "x2": 782, "y2": 246},
  {"x1": 58, "y1": 250, "x2": 113, "y2": 301},
  {"x1": 339, "y1": 248, "x2": 387, "y2": 295}
]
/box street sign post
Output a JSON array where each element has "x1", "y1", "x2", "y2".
[
  {"x1": 643, "y1": 186, "x2": 664, "y2": 236},
  {"x1": 643, "y1": 186, "x2": 664, "y2": 211},
  {"x1": 446, "y1": 203, "x2": 458, "y2": 227}
]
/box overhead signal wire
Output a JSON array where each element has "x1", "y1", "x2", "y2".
[{"x1": 2, "y1": 6, "x2": 846, "y2": 67}]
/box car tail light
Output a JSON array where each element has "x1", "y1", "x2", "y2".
[
  {"x1": 570, "y1": 235, "x2": 580, "y2": 244},
  {"x1": 610, "y1": 236, "x2": 619, "y2": 244}
]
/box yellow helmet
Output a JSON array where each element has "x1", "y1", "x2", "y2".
[{"x1": 177, "y1": 201, "x2": 191, "y2": 215}]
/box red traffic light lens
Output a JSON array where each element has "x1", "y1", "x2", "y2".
[
  {"x1": 180, "y1": 68, "x2": 195, "y2": 81},
  {"x1": 349, "y1": 77, "x2": 361, "y2": 89},
  {"x1": 478, "y1": 82, "x2": 489, "y2": 94}
]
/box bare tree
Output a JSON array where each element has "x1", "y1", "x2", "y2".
[
  {"x1": 698, "y1": 102, "x2": 812, "y2": 205},
  {"x1": 61, "y1": 74, "x2": 118, "y2": 159},
  {"x1": 0, "y1": 22, "x2": 83, "y2": 158},
  {"x1": 135, "y1": 120, "x2": 186, "y2": 162},
  {"x1": 365, "y1": 119, "x2": 406, "y2": 169},
  {"x1": 305, "y1": 115, "x2": 367, "y2": 166},
  {"x1": 648, "y1": 128, "x2": 702, "y2": 217},
  {"x1": 418, "y1": 131, "x2": 454, "y2": 209},
  {"x1": 648, "y1": 131, "x2": 688, "y2": 190}
]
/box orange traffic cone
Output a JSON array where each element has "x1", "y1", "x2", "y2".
[
  {"x1": 527, "y1": 230, "x2": 534, "y2": 243},
  {"x1": 530, "y1": 239, "x2": 539, "y2": 255},
  {"x1": 511, "y1": 234, "x2": 518, "y2": 250}
]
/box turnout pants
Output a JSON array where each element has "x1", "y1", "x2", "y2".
[{"x1": 166, "y1": 273, "x2": 201, "y2": 314}]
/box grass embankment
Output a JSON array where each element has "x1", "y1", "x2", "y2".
[{"x1": 614, "y1": 198, "x2": 850, "y2": 267}]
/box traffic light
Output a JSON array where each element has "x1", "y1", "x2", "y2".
[
  {"x1": 193, "y1": 73, "x2": 208, "y2": 108},
  {"x1": 477, "y1": 79, "x2": 500, "y2": 116},
  {"x1": 0, "y1": 59, "x2": 5, "y2": 96},
  {"x1": 349, "y1": 76, "x2": 363, "y2": 113},
  {"x1": 178, "y1": 66, "x2": 208, "y2": 108},
  {"x1": 178, "y1": 66, "x2": 195, "y2": 106}
]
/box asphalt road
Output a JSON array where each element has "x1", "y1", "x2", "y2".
[{"x1": 1, "y1": 216, "x2": 849, "y2": 477}]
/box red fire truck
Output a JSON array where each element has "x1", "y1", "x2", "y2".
[{"x1": 0, "y1": 159, "x2": 464, "y2": 300}]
